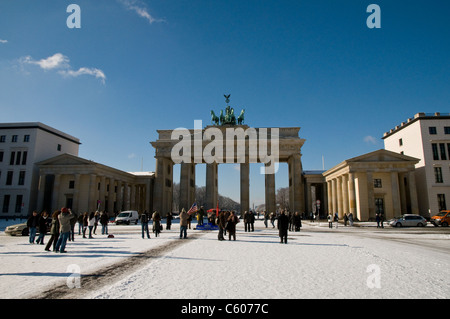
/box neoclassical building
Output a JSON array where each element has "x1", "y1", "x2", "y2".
[
  {"x1": 323, "y1": 149, "x2": 420, "y2": 221},
  {"x1": 36, "y1": 154, "x2": 154, "y2": 215}
]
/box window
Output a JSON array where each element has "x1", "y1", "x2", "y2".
[
  {"x1": 0, "y1": 135, "x2": 5, "y2": 143},
  {"x1": 6, "y1": 171, "x2": 13, "y2": 185},
  {"x1": 374, "y1": 179, "x2": 382, "y2": 188},
  {"x1": 57, "y1": 144, "x2": 62, "y2": 151},
  {"x1": 438, "y1": 194, "x2": 447, "y2": 211},
  {"x1": 440, "y1": 143, "x2": 447, "y2": 160},
  {"x1": 445, "y1": 127, "x2": 450, "y2": 134},
  {"x1": 2, "y1": 195, "x2": 10, "y2": 213},
  {"x1": 15, "y1": 151, "x2": 21, "y2": 165},
  {"x1": 399, "y1": 138, "x2": 403, "y2": 146},
  {"x1": 14, "y1": 195, "x2": 23, "y2": 213},
  {"x1": 432, "y1": 144, "x2": 439, "y2": 160},
  {"x1": 0, "y1": 151, "x2": 3, "y2": 162},
  {"x1": 11, "y1": 135, "x2": 18, "y2": 142},
  {"x1": 429, "y1": 127, "x2": 437, "y2": 134},
  {"x1": 69, "y1": 180, "x2": 75, "y2": 189},
  {"x1": 375, "y1": 198, "x2": 384, "y2": 215},
  {"x1": 21, "y1": 151, "x2": 27, "y2": 165},
  {"x1": 18, "y1": 171, "x2": 25, "y2": 186},
  {"x1": 434, "y1": 167, "x2": 443, "y2": 183},
  {"x1": 23, "y1": 135, "x2": 30, "y2": 142},
  {"x1": 9, "y1": 152, "x2": 15, "y2": 165}
]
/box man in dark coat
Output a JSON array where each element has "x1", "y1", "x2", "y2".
[{"x1": 277, "y1": 210, "x2": 289, "y2": 244}]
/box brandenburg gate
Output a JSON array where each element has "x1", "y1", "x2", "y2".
[{"x1": 150, "y1": 97, "x2": 307, "y2": 216}]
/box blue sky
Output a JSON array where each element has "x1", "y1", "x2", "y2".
[{"x1": 1, "y1": 0, "x2": 449, "y2": 206}]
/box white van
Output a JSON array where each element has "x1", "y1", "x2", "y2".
[{"x1": 115, "y1": 211, "x2": 139, "y2": 225}]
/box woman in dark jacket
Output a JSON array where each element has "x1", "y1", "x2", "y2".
[
  {"x1": 45, "y1": 210, "x2": 60, "y2": 251},
  {"x1": 36, "y1": 211, "x2": 49, "y2": 245},
  {"x1": 226, "y1": 211, "x2": 239, "y2": 241},
  {"x1": 277, "y1": 210, "x2": 290, "y2": 244}
]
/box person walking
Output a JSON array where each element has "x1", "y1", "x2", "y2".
[
  {"x1": 348, "y1": 212, "x2": 354, "y2": 227},
  {"x1": 82, "y1": 212, "x2": 88, "y2": 238},
  {"x1": 55, "y1": 207, "x2": 73, "y2": 253},
  {"x1": 278, "y1": 210, "x2": 289, "y2": 244},
  {"x1": 327, "y1": 213, "x2": 333, "y2": 228},
  {"x1": 264, "y1": 211, "x2": 269, "y2": 228},
  {"x1": 27, "y1": 211, "x2": 40, "y2": 244},
  {"x1": 100, "y1": 211, "x2": 109, "y2": 235},
  {"x1": 152, "y1": 211, "x2": 161, "y2": 237},
  {"x1": 226, "y1": 211, "x2": 239, "y2": 241},
  {"x1": 243, "y1": 211, "x2": 250, "y2": 232},
  {"x1": 249, "y1": 211, "x2": 255, "y2": 232},
  {"x1": 179, "y1": 208, "x2": 189, "y2": 239},
  {"x1": 68, "y1": 210, "x2": 78, "y2": 241},
  {"x1": 344, "y1": 213, "x2": 349, "y2": 227},
  {"x1": 45, "y1": 210, "x2": 60, "y2": 251},
  {"x1": 270, "y1": 212, "x2": 276, "y2": 228},
  {"x1": 334, "y1": 212, "x2": 339, "y2": 229},
  {"x1": 77, "y1": 213, "x2": 84, "y2": 235},
  {"x1": 88, "y1": 211, "x2": 95, "y2": 238},
  {"x1": 293, "y1": 211, "x2": 302, "y2": 232},
  {"x1": 166, "y1": 211, "x2": 173, "y2": 230},
  {"x1": 141, "y1": 211, "x2": 150, "y2": 239},
  {"x1": 216, "y1": 210, "x2": 226, "y2": 241},
  {"x1": 36, "y1": 211, "x2": 49, "y2": 245}
]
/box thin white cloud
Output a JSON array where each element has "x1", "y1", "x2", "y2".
[
  {"x1": 59, "y1": 67, "x2": 106, "y2": 84},
  {"x1": 0, "y1": 39, "x2": 7, "y2": 44},
  {"x1": 364, "y1": 135, "x2": 378, "y2": 145},
  {"x1": 128, "y1": 153, "x2": 137, "y2": 159},
  {"x1": 119, "y1": 0, "x2": 165, "y2": 24},
  {"x1": 22, "y1": 53, "x2": 69, "y2": 70},
  {"x1": 20, "y1": 53, "x2": 106, "y2": 84}
]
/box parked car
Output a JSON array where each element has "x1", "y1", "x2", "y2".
[
  {"x1": 115, "y1": 210, "x2": 139, "y2": 225},
  {"x1": 430, "y1": 210, "x2": 450, "y2": 227},
  {"x1": 389, "y1": 214, "x2": 427, "y2": 227},
  {"x1": 4, "y1": 223, "x2": 29, "y2": 236}
]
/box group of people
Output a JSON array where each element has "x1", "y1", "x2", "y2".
[
  {"x1": 27, "y1": 208, "x2": 111, "y2": 253},
  {"x1": 327, "y1": 212, "x2": 355, "y2": 228}
]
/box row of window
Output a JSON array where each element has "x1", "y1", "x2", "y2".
[
  {"x1": 0, "y1": 171, "x2": 27, "y2": 186},
  {"x1": 0, "y1": 135, "x2": 30, "y2": 143},
  {"x1": 433, "y1": 167, "x2": 450, "y2": 184},
  {"x1": 429, "y1": 127, "x2": 450, "y2": 135},
  {"x1": 431, "y1": 143, "x2": 450, "y2": 161},
  {"x1": 2, "y1": 195, "x2": 23, "y2": 213},
  {"x1": 0, "y1": 151, "x2": 28, "y2": 166}
]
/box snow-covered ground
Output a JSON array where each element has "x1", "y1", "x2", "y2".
[{"x1": 0, "y1": 219, "x2": 449, "y2": 299}]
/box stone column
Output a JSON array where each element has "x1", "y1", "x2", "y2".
[
  {"x1": 51, "y1": 174, "x2": 61, "y2": 212},
  {"x1": 366, "y1": 171, "x2": 375, "y2": 220},
  {"x1": 390, "y1": 172, "x2": 401, "y2": 219},
  {"x1": 265, "y1": 163, "x2": 276, "y2": 214},
  {"x1": 180, "y1": 163, "x2": 195, "y2": 212},
  {"x1": 116, "y1": 181, "x2": 123, "y2": 212},
  {"x1": 327, "y1": 180, "x2": 333, "y2": 214},
  {"x1": 206, "y1": 162, "x2": 218, "y2": 210},
  {"x1": 73, "y1": 174, "x2": 81, "y2": 213},
  {"x1": 342, "y1": 174, "x2": 349, "y2": 218},
  {"x1": 154, "y1": 157, "x2": 173, "y2": 216},
  {"x1": 288, "y1": 154, "x2": 303, "y2": 213},
  {"x1": 108, "y1": 178, "x2": 115, "y2": 214},
  {"x1": 99, "y1": 176, "x2": 106, "y2": 211},
  {"x1": 336, "y1": 176, "x2": 343, "y2": 218},
  {"x1": 348, "y1": 172, "x2": 356, "y2": 216},
  {"x1": 88, "y1": 174, "x2": 97, "y2": 212},
  {"x1": 123, "y1": 182, "x2": 129, "y2": 210},
  {"x1": 130, "y1": 184, "x2": 136, "y2": 210},
  {"x1": 37, "y1": 173, "x2": 46, "y2": 211},
  {"x1": 331, "y1": 178, "x2": 337, "y2": 214},
  {"x1": 408, "y1": 171, "x2": 419, "y2": 215},
  {"x1": 240, "y1": 162, "x2": 250, "y2": 213}
]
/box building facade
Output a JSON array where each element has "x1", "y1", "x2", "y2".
[
  {"x1": 36, "y1": 154, "x2": 154, "y2": 216},
  {"x1": 0, "y1": 123, "x2": 80, "y2": 218},
  {"x1": 383, "y1": 112, "x2": 450, "y2": 216},
  {"x1": 323, "y1": 150, "x2": 419, "y2": 221}
]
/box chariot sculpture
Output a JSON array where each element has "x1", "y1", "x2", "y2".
[{"x1": 210, "y1": 94, "x2": 245, "y2": 126}]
